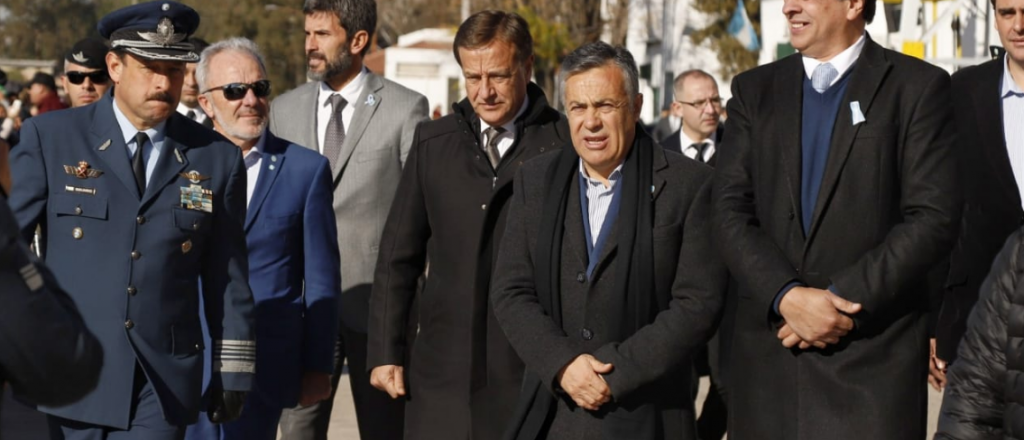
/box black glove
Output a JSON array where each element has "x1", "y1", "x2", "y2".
[{"x1": 207, "y1": 390, "x2": 247, "y2": 423}]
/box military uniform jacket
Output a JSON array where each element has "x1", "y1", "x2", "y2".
[
  {"x1": 8, "y1": 94, "x2": 256, "y2": 429},
  {"x1": 367, "y1": 83, "x2": 569, "y2": 440}
]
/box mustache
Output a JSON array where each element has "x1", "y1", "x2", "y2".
[
  {"x1": 146, "y1": 91, "x2": 174, "y2": 103},
  {"x1": 307, "y1": 51, "x2": 326, "y2": 61}
]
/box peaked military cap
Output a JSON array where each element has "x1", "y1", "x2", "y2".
[
  {"x1": 97, "y1": 1, "x2": 201, "y2": 62},
  {"x1": 65, "y1": 37, "x2": 110, "y2": 70}
]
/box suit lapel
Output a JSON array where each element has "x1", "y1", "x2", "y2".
[
  {"x1": 331, "y1": 73, "x2": 384, "y2": 183},
  {"x1": 141, "y1": 116, "x2": 189, "y2": 207},
  {"x1": 974, "y1": 60, "x2": 1019, "y2": 206},
  {"x1": 774, "y1": 55, "x2": 806, "y2": 226},
  {"x1": 807, "y1": 39, "x2": 891, "y2": 242},
  {"x1": 246, "y1": 134, "x2": 285, "y2": 231},
  {"x1": 90, "y1": 98, "x2": 142, "y2": 199}
]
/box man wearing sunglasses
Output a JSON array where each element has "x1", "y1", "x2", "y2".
[
  {"x1": 7, "y1": 3, "x2": 255, "y2": 439},
  {"x1": 62, "y1": 37, "x2": 111, "y2": 108},
  {"x1": 185, "y1": 37, "x2": 339, "y2": 440}
]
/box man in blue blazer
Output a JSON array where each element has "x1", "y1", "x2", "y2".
[
  {"x1": 184, "y1": 38, "x2": 340, "y2": 440},
  {"x1": 8, "y1": 3, "x2": 256, "y2": 439}
]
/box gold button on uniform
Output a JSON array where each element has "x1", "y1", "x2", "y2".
[
  {"x1": 125, "y1": 320, "x2": 134, "y2": 329},
  {"x1": 182, "y1": 240, "x2": 193, "y2": 254},
  {"x1": 136, "y1": 215, "x2": 146, "y2": 224},
  {"x1": 72, "y1": 227, "x2": 83, "y2": 239},
  {"x1": 74, "y1": 206, "x2": 83, "y2": 215},
  {"x1": 127, "y1": 286, "x2": 137, "y2": 296},
  {"x1": 131, "y1": 250, "x2": 141, "y2": 260}
]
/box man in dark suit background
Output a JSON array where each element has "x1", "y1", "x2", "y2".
[
  {"x1": 184, "y1": 37, "x2": 340, "y2": 440},
  {"x1": 661, "y1": 70, "x2": 723, "y2": 166},
  {"x1": 177, "y1": 38, "x2": 213, "y2": 129},
  {"x1": 8, "y1": 3, "x2": 255, "y2": 438},
  {"x1": 491, "y1": 41, "x2": 725, "y2": 440},
  {"x1": 712, "y1": 0, "x2": 960, "y2": 437},
  {"x1": 932, "y1": 0, "x2": 1024, "y2": 389},
  {"x1": 366, "y1": 10, "x2": 569, "y2": 440}
]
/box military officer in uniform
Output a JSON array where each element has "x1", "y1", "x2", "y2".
[{"x1": 7, "y1": 3, "x2": 256, "y2": 439}]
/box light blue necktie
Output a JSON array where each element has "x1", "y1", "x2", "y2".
[{"x1": 811, "y1": 63, "x2": 838, "y2": 94}]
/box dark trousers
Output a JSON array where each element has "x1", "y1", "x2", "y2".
[
  {"x1": 48, "y1": 366, "x2": 184, "y2": 440},
  {"x1": 278, "y1": 326, "x2": 404, "y2": 440},
  {"x1": 184, "y1": 388, "x2": 281, "y2": 440}
]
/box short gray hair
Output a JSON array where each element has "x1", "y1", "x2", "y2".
[
  {"x1": 558, "y1": 41, "x2": 639, "y2": 108},
  {"x1": 196, "y1": 37, "x2": 268, "y2": 92}
]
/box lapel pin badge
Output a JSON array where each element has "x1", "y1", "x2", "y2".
[
  {"x1": 850, "y1": 101, "x2": 866, "y2": 126},
  {"x1": 365, "y1": 94, "x2": 376, "y2": 106},
  {"x1": 174, "y1": 148, "x2": 184, "y2": 164},
  {"x1": 98, "y1": 139, "x2": 111, "y2": 151}
]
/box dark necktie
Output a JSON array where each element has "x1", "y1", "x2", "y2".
[
  {"x1": 689, "y1": 142, "x2": 709, "y2": 163},
  {"x1": 324, "y1": 94, "x2": 348, "y2": 173},
  {"x1": 483, "y1": 126, "x2": 505, "y2": 169},
  {"x1": 186, "y1": 110, "x2": 196, "y2": 121},
  {"x1": 133, "y1": 132, "x2": 148, "y2": 195}
]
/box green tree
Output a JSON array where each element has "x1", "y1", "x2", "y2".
[
  {"x1": 691, "y1": 0, "x2": 761, "y2": 80},
  {"x1": 0, "y1": 0, "x2": 101, "y2": 63}
]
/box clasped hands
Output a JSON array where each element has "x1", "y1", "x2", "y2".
[
  {"x1": 557, "y1": 354, "x2": 614, "y2": 411},
  {"x1": 776, "y1": 286, "x2": 862, "y2": 350}
]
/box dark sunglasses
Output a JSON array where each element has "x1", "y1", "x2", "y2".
[
  {"x1": 205, "y1": 80, "x2": 272, "y2": 101},
  {"x1": 66, "y1": 70, "x2": 109, "y2": 85}
]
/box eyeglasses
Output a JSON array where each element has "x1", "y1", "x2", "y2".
[
  {"x1": 66, "y1": 70, "x2": 109, "y2": 85},
  {"x1": 204, "y1": 80, "x2": 272, "y2": 101},
  {"x1": 678, "y1": 97, "x2": 723, "y2": 109}
]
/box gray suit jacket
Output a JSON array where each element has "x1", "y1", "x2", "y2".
[{"x1": 270, "y1": 72, "x2": 429, "y2": 332}]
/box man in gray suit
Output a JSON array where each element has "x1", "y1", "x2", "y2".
[{"x1": 269, "y1": 0, "x2": 428, "y2": 438}]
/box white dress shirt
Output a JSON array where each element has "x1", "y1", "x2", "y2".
[
  {"x1": 244, "y1": 134, "x2": 267, "y2": 207},
  {"x1": 579, "y1": 161, "x2": 623, "y2": 247},
  {"x1": 479, "y1": 97, "x2": 530, "y2": 158},
  {"x1": 316, "y1": 67, "x2": 369, "y2": 154},
  {"x1": 1001, "y1": 55, "x2": 1024, "y2": 207},
  {"x1": 176, "y1": 102, "x2": 208, "y2": 125},
  {"x1": 680, "y1": 130, "x2": 718, "y2": 162},
  {"x1": 801, "y1": 33, "x2": 866, "y2": 86}
]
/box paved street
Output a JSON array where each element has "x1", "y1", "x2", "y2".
[{"x1": 3, "y1": 374, "x2": 943, "y2": 439}]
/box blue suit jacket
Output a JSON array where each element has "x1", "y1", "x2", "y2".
[
  {"x1": 7, "y1": 94, "x2": 255, "y2": 429},
  {"x1": 231, "y1": 131, "x2": 339, "y2": 408}
]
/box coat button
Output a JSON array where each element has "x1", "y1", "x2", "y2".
[
  {"x1": 576, "y1": 272, "x2": 586, "y2": 283},
  {"x1": 193, "y1": 221, "x2": 200, "y2": 231},
  {"x1": 125, "y1": 319, "x2": 134, "y2": 329},
  {"x1": 127, "y1": 286, "x2": 137, "y2": 296},
  {"x1": 72, "y1": 227, "x2": 83, "y2": 240},
  {"x1": 137, "y1": 215, "x2": 146, "y2": 225},
  {"x1": 74, "y1": 206, "x2": 83, "y2": 215},
  {"x1": 788, "y1": 212, "x2": 795, "y2": 220},
  {"x1": 131, "y1": 250, "x2": 141, "y2": 260},
  {"x1": 481, "y1": 204, "x2": 487, "y2": 210},
  {"x1": 581, "y1": 328, "x2": 593, "y2": 340}
]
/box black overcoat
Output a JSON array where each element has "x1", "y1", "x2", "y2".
[{"x1": 367, "y1": 83, "x2": 569, "y2": 440}]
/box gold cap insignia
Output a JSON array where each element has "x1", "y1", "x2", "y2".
[{"x1": 138, "y1": 17, "x2": 186, "y2": 46}]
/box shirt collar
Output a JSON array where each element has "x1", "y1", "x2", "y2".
[
  {"x1": 112, "y1": 98, "x2": 166, "y2": 146},
  {"x1": 680, "y1": 129, "x2": 717, "y2": 149},
  {"x1": 318, "y1": 67, "x2": 369, "y2": 109},
  {"x1": 802, "y1": 33, "x2": 866, "y2": 81},
  {"x1": 480, "y1": 95, "x2": 531, "y2": 135},
  {"x1": 176, "y1": 102, "x2": 201, "y2": 116},
  {"x1": 1002, "y1": 54, "x2": 1024, "y2": 98},
  {"x1": 578, "y1": 159, "x2": 624, "y2": 188}
]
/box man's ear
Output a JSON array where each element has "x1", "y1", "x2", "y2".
[
  {"x1": 633, "y1": 93, "x2": 644, "y2": 122},
  {"x1": 106, "y1": 52, "x2": 123, "y2": 84},
  {"x1": 349, "y1": 30, "x2": 370, "y2": 57},
  {"x1": 197, "y1": 93, "x2": 214, "y2": 121}
]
